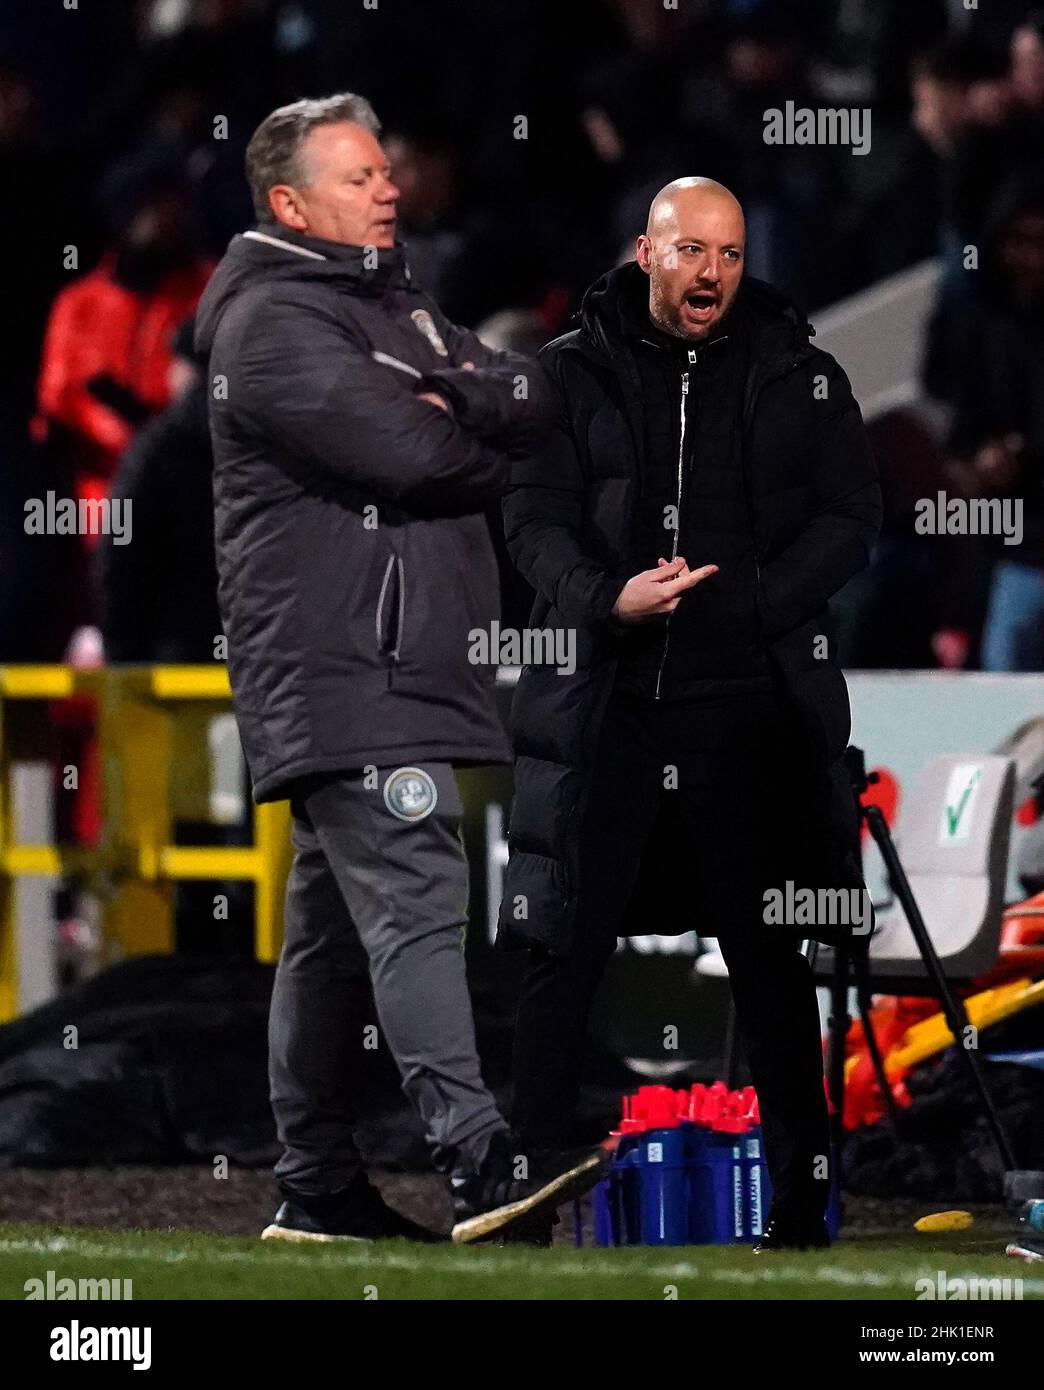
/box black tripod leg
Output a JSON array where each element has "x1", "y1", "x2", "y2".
[
  {"x1": 851, "y1": 945, "x2": 902, "y2": 1128},
  {"x1": 864, "y1": 805, "x2": 1017, "y2": 1172},
  {"x1": 826, "y1": 940, "x2": 851, "y2": 1148}
]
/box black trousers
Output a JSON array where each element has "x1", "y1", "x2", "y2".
[{"x1": 510, "y1": 687, "x2": 832, "y2": 1216}]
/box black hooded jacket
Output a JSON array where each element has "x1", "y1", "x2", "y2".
[
  {"x1": 498, "y1": 263, "x2": 882, "y2": 953},
  {"x1": 98, "y1": 378, "x2": 220, "y2": 662},
  {"x1": 194, "y1": 225, "x2": 553, "y2": 801},
  {"x1": 599, "y1": 266, "x2": 771, "y2": 699}
]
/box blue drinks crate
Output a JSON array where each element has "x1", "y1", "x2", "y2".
[{"x1": 580, "y1": 1083, "x2": 840, "y2": 1247}]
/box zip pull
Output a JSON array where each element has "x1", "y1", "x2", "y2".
[
  {"x1": 657, "y1": 363, "x2": 691, "y2": 702},
  {"x1": 687, "y1": 348, "x2": 698, "y2": 364}
]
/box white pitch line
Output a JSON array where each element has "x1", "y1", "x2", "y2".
[{"x1": 1, "y1": 1236, "x2": 1041, "y2": 1296}]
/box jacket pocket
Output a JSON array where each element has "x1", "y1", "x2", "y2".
[{"x1": 375, "y1": 553, "x2": 406, "y2": 663}]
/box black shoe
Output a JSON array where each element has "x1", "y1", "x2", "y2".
[
  {"x1": 450, "y1": 1132, "x2": 609, "y2": 1244},
  {"x1": 752, "y1": 1213, "x2": 831, "y2": 1254},
  {"x1": 261, "y1": 1173, "x2": 445, "y2": 1243},
  {"x1": 495, "y1": 1211, "x2": 559, "y2": 1247}
]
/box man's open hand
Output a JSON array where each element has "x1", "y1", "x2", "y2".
[{"x1": 611, "y1": 556, "x2": 719, "y2": 624}]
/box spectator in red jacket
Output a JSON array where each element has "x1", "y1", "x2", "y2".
[{"x1": 34, "y1": 152, "x2": 213, "y2": 531}]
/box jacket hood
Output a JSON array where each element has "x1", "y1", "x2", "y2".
[
  {"x1": 575, "y1": 260, "x2": 814, "y2": 361},
  {"x1": 194, "y1": 225, "x2": 414, "y2": 355}
]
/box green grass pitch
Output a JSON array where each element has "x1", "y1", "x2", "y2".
[{"x1": 1, "y1": 1220, "x2": 1041, "y2": 1300}]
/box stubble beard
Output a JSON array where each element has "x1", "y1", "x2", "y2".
[{"x1": 649, "y1": 279, "x2": 711, "y2": 343}]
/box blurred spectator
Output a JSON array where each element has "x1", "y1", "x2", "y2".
[
  {"x1": 97, "y1": 317, "x2": 220, "y2": 663},
  {"x1": 0, "y1": 63, "x2": 73, "y2": 660},
  {"x1": 911, "y1": 38, "x2": 1005, "y2": 158},
  {"x1": 831, "y1": 404, "x2": 985, "y2": 670},
  {"x1": 577, "y1": 3, "x2": 715, "y2": 223},
  {"x1": 912, "y1": 22, "x2": 1044, "y2": 279},
  {"x1": 910, "y1": 37, "x2": 1015, "y2": 271},
  {"x1": 87, "y1": 0, "x2": 307, "y2": 250},
  {"x1": 1011, "y1": 9, "x2": 1044, "y2": 117},
  {"x1": 34, "y1": 152, "x2": 213, "y2": 543},
  {"x1": 814, "y1": 0, "x2": 947, "y2": 111},
  {"x1": 0, "y1": 64, "x2": 69, "y2": 432},
  {"x1": 682, "y1": 9, "x2": 837, "y2": 307},
  {"x1": 924, "y1": 178, "x2": 1044, "y2": 672},
  {"x1": 384, "y1": 122, "x2": 541, "y2": 325},
  {"x1": 384, "y1": 124, "x2": 462, "y2": 298}
]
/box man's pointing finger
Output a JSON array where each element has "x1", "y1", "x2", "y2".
[{"x1": 666, "y1": 563, "x2": 719, "y2": 594}]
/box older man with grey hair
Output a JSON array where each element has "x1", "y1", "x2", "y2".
[{"x1": 195, "y1": 94, "x2": 608, "y2": 1244}]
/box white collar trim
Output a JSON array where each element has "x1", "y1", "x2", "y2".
[{"x1": 242, "y1": 229, "x2": 328, "y2": 262}]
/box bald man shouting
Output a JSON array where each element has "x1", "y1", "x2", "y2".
[{"x1": 497, "y1": 179, "x2": 881, "y2": 1250}]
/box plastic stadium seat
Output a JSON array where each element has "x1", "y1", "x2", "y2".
[{"x1": 819, "y1": 754, "x2": 1016, "y2": 985}]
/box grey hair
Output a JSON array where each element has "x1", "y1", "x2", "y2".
[{"x1": 245, "y1": 93, "x2": 381, "y2": 221}]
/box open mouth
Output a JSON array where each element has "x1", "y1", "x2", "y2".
[{"x1": 684, "y1": 290, "x2": 718, "y2": 321}]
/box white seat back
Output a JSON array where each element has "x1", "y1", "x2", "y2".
[{"x1": 866, "y1": 754, "x2": 1015, "y2": 979}]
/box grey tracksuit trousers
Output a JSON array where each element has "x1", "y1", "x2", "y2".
[{"x1": 269, "y1": 763, "x2": 507, "y2": 1196}]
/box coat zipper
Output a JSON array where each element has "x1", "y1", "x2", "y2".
[
  {"x1": 654, "y1": 348, "x2": 697, "y2": 700},
  {"x1": 375, "y1": 553, "x2": 405, "y2": 663},
  {"x1": 390, "y1": 556, "x2": 405, "y2": 662}
]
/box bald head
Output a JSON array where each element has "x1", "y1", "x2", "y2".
[
  {"x1": 637, "y1": 177, "x2": 745, "y2": 341},
  {"x1": 646, "y1": 177, "x2": 743, "y2": 236}
]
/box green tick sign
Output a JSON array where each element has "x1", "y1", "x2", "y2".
[{"x1": 939, "y1": 763, "x2": 983, "y2": 844}]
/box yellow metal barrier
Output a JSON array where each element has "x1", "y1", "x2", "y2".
[{"x1": 0, "y1": 665, "x2": 290, "y2": 1021}]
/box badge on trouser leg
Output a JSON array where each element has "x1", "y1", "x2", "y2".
[{"x1": 383, "y1": 767, "x2": 438, "y2": 822}]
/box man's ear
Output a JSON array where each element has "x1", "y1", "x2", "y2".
[
  {"x1": 635, "y1": 235, "x2": 653, "y2": 274},
  {"x1": 267, "y1": 185, "x2": 308, "y2": 231}
]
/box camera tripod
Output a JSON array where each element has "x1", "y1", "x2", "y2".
[{"x1": 808, "y1": 745, "x2": 1016, "y2": 1173}]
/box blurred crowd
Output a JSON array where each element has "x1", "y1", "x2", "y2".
[{"x1": 0, "y1": 0, "x2": 1041, "y2": 671}]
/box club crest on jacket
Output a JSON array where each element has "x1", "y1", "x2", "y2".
[{"x1": 411, "y1": 309, "x2": 449, "y2": 357}]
